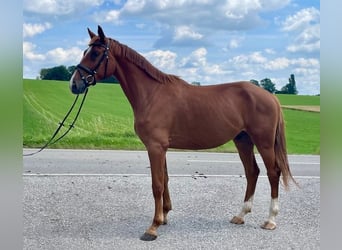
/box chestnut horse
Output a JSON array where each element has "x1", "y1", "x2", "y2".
[{"x1": 70, "y1": 26, "x2": 296, "y2": 241}]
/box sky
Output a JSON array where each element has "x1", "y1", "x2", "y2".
[{"x1": 23, "y1": 0, "x2": 320, "y2": 95}]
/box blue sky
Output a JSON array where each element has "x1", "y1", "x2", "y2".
[{"x1": 23, "y1": 0, "x2": 320, "y2": 95}]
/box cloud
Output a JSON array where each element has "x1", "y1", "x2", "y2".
[
  {"x1": 230, "y1": 51, "x2": 267, "y2": 67},
  {"x1": 94, "y1": 0, "x2": 291, "y2": 45},
  {"x1": 264, "y1": 57, "x2": 290, "y2": 70},
  {"x1": 23, "y1": 42, "x2": 45, "y2": 61},
  {"x1": 225, "y1": 36, "x2": 245, "y2": 51},
  {"x1": 174, "y1": 26, "x2": 203, "y2": 41},
  {"x1": 46, "y1": 47, "x2": 83, "y2": 64},
  {"x1": 228, "y1": 39, "x2": 240, "y2": 49},
  {"x1": 143, "y1": 50, "x2": 177, "y2": 72},
  {"x1": 282, "y1": 7, "x2": 319, "y2": 32},
  {"x1": 181, "y1": 48, "x2": 208, "y2": 68},
  {"x1": 23, "y1": 22, "x2": 52, "y2": 38},
  {"x1": 23, "y1": 41, "x2": 83, "y2": 65},
  {"x1": 282, "y1": 7, "x2": 320, "y2": 53},
  {"x1": 89, "y1": 0, "x2": 293, "y2": 51},
  {"x1": 226, "y1": 50, "x2": 319, "y2": 91},
  {"x1": 143, "y1": 47, "x2": 230, "y2": 83},
  {"x1": 287, "y1": 25, "x2": 320, "y2": 53},
  {"x1": 93, "y1": 10, "x2": 121, "y2": 24},
  {"x1": 23, "y1": 0, "x2": 104, "y2": 15}
]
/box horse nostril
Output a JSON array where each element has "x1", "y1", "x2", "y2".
[{"x1": 71, "y1": 83, "x2": 79, "y2": 94}]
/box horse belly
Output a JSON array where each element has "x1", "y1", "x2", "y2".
[{"x1": 168, "y1": 122, "x2": 239, "y2": 150}]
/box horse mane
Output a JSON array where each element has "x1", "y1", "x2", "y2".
[{"x1": 110, "y1": 39, "x2": 180, "y2": 84}]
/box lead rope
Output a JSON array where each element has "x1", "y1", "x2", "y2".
[{"x1": 23, "y1": 88, "x2": 89, "y2": 156}]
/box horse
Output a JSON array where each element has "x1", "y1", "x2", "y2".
[{"x1": 70, "y1": 26, "x2": 296, "y2": 241}]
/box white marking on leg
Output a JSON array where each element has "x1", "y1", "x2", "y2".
[
  {"x1": 266, "y1": 198, "x2": 279, "y2": 225},
  {"x1": 237, "y1": 195, "x2": 254, "y2": 219}
]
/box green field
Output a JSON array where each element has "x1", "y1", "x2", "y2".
[{"x1": 23, "y1": 79, "x2": 320, "y2": 154}]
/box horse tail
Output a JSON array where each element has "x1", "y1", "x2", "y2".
[{"x1": 274, "y1": 107, "x2": 298, "y2": 189}]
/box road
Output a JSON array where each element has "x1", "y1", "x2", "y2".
[{"x1": 23, "y1": 149, "x2": 320, "y2": 249}]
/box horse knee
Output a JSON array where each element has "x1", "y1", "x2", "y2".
[{"x1": 152, "y1": 183, "x2": 164, "y2": 198}]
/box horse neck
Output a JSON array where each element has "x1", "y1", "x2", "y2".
[{"x1": 113, "y1": 57, "x2": 161, "y2": 113}]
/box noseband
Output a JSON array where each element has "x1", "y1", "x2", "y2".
[{"x1": 76, "y1": 40, "x2": 110, "y2": 87}]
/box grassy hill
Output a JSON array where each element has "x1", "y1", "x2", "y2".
[{"x1": 23, "y1": 79, "x2": 320, "y2": 154}]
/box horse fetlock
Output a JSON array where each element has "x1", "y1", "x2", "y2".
[{"x1": 162, "y1": 213, "x2": 168, "y2": 225}]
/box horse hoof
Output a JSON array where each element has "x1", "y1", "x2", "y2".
[
  {"x1": 261, "y1": 221, "x2": 276, "y2": 230},
  {"x1": 140, "y1": 232, "x2": 157, "y2": 241},
  {"x1": 230, "y1": 216, "x2": 245, "y2": 225}
]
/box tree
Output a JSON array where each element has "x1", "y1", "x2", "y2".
[
  {"x1": 276, "y1": 74, "x2": 298, "y2": 95},
  {"x1": 285, "y1": 74, "x2": 298, "y2": 95},
  {"x1": 260, "y1": 78, "x2": 276, "y2": 93},
  {"x1": 68, "y1": 66, "x2": 76, "y2": 76},
  {"x1": 40, "y1": 65, "x2": 71, "y2": 81},
  {"x1": 249, "y1": 79, "x2": 260, "y2": 86}
]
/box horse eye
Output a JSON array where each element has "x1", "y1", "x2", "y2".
[{"x1": 90, "y1": 51, "x2": 99, "y2": 60}]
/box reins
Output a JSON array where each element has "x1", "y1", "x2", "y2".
[{"x1": 23, "y1": 88, "x2": 89, "y2": 156}]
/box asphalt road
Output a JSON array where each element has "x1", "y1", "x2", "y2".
[{"x1": 23, "y1": 149, "x2": 320, "y2": 250}]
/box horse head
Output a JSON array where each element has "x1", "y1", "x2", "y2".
[{"x1": 70, "y1": 26, "x2": 113, "y2": 94}]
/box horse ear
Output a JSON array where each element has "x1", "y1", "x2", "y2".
[
  {"x1": 98, "y1": 25, "x2": 106, "y2": 43},
  {"x1": 88, "y1": 28, "x2": 96, "y2": 38}
]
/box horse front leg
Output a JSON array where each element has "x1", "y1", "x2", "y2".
[
  {"x1": 163, "y1": 159, "x2": 172, "y2": 225},
  {"x1": 140, "y1": 145, "x2": 167, "y2": 241}
]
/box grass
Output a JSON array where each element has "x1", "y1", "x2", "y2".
[
  {"x1": 276, "y1": 94, "x2": 320, "y2": 106},
  {"x1": 23, "y1": 79, "x2": 320, "y2": 154}
]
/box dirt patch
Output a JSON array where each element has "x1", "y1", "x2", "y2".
[{"x1": 282, "y1": 105, "x2": 320, "y2": 113}]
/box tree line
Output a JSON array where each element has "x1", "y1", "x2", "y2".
[
  {"x1": 39, "y1": 65, "x2": 118, "y2": 83},
  {"x1": 250, "y1": 74, "x2": 298, "y2": 94},
  {"x1": 39, "y1": 65, "x2": 298, "y2": 94}
]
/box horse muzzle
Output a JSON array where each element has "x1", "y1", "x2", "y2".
[
  {"x1": 70, "y1": 80, "x2": 86, "y2": 94},
  {"x1": 70, "y1": 65, "x2": 97, "y2": 94}
]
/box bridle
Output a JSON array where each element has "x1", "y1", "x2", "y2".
[{"x1": 76, "y1": 39, "x2": 111, "y2": 88}]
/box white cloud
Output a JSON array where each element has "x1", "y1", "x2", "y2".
[
  {"x1": 264, "y1": 57, "x2": 290, "y2": 70},
  {"x1": 231, "y1": 51, "x2": 267, "y2": 66},
  {"x1": 24, "y1": 0, "x2": 104, "y2": 15},
  {"x1": 223, "y1": 0, "x2": 262, "y2": 19},
  {"x1": 229, "y1": 39, "x2": 239, "y2": 49},
  {"x1": 94, "y1": 10, "x2": 121, "y2": 24},
  {"x1": 174, "y1": 26, "x2": 203, "y2": 41},
  {"x1": 143, "y1": 47, "x2": 229, "y2": 83},
  {"x1": 264, "y1": 48, "x2": 276, "y2": 54},
  {"x1": 282, "y1": 7, "x2": 319, "y2": 32},
  {"x1": 292, "y1": 58, "x2": 319, "y2": 68},
  {"x1": 96, "y1": 0, "x2": 290, "y2": 31},
  {"x1": 23, "y1": 42, "x2": 45, "y2": 61},
  {"x1": 24, "y1": 41, "x2": 83, "y2": 65},
  {"x1": 287, "y1": 24, "x2": 320, "y2": 53},
  {"x1": 23, "y1": 22, "x2": 52, "y2": 38},
  {"x1": 181, "y1": 47, "x2": 207, "y2": 68},
  {"x1": 282, "y1": 7, "x2": 320, "y2": 53},
  {"x1": 143, "y1": 50, "x2": 177, "y2": 71},
  {"x1": 46, "y1": 47, "x2": 83, "y2": 64}
]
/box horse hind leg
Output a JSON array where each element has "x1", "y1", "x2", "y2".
[{"x1": 231, "y1": 132, "x2": 260, "y2": 225}]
